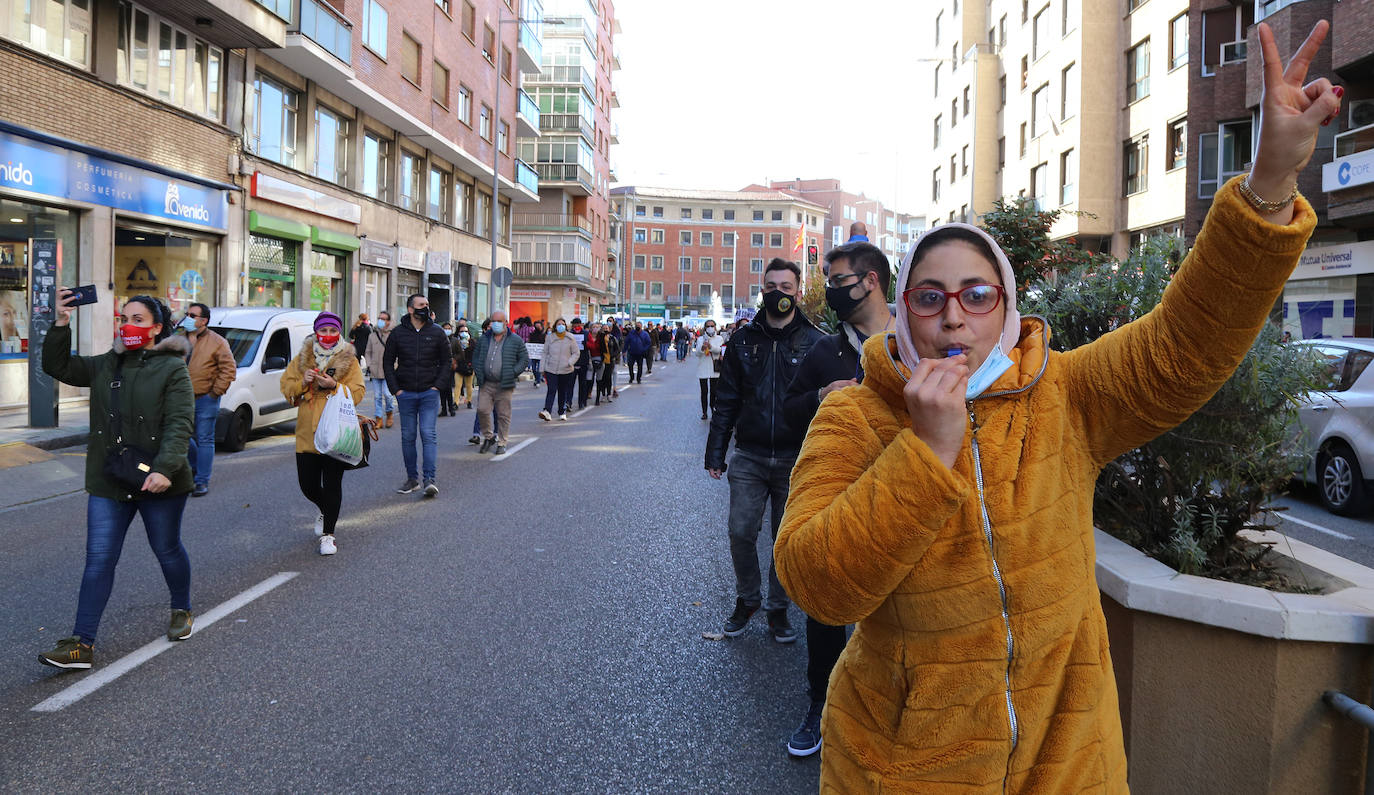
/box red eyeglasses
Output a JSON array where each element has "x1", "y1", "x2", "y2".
[{"x1": 902, "y1": 284, "x2": 1005, "y2": 317}]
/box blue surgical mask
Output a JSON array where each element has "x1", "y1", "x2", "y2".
[
  {"x1": 965, "y1": 335, "x2": 1016, "y2": 399},
  {"x1": 491, "y1": 321, "x2": 506, "y2": 335},
  {"x1": 177, "y1": 316, "x2": 197, "y2": 332},
  {"x1": 555, "y1": 323, "x2": 566, "y2": 333},
  {"x1": 377, "y1": 319, "x2": 387, "y2": 329}
]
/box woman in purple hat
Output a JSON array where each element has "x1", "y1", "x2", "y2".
[{"x1": 280, "y1": 311, "x2": 365, "y2": 555}]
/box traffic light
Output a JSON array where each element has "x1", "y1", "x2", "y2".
[{"x1": 806, "y1": 244, "x2": 818, "y2": 265}]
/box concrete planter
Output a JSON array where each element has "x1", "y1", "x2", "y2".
[{"x1": 1096, "y1": 528, "x2": 1374, "y2": 794}]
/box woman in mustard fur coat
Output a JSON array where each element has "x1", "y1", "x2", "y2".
[{"x1": 774, "y1": 22, "x2": 1341, "y2": 793}]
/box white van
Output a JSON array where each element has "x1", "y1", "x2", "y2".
[{"x1": 208, "y1": 307, "x2": 320, "y2": 451}]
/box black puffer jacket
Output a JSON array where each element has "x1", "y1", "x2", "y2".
[
  {"x1": 705, "y1": 311, "x2": 823, "y2": 470},
  {"x1": 782, "y1": 322, "x2": 867, "y2": 432},
  {"x1": 381, "y1": 316, "x2": 450, "y2": 394}
]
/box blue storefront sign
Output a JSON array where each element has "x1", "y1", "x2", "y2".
[{"x1": 0, "y1": 129, "x2": 228, "y2": 230}]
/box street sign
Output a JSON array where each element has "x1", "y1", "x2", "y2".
[
  {"x1": 493, "y1": 267, "x2": 514, "y2": 288},
  {"x1": 638, "y1": 303, "x2": 665, "y2": 314}
]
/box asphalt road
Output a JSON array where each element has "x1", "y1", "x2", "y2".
[{"x1": 0, "y1": 358, "x2": 821, "y2": 793}]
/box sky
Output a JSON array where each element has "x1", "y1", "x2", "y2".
[{"x1": 609, "y1": 0, "x2": 932, "y2": 212}]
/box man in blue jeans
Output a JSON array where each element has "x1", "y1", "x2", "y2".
[
  {"x1": 382, "y1": 294, "x2": 449, "y2": 498},
  {"x1": 180, "y1": 303, "x2": 236, "y2": 498}
]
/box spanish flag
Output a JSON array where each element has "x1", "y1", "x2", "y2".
[{"x1": 792, "y1": 223, "x2": 805, "y2": 253}]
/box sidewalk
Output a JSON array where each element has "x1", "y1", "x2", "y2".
[{"x1": 0, "y1": 401, "x2": 91, "y2": 450}]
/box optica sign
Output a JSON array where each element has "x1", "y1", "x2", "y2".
[{"x1": 0, "y1": 129, "x2": 229, "y2": 230}]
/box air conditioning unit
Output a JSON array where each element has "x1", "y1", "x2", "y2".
[
  {"x1": 1220, "y1": 40, "x2": 1249, "y2": 65},
  {"x1": 1349, "y1": 100, "x2": 1374, "y2": 130}
]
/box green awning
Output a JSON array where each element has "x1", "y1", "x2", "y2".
[
  {"x1": 248, "y1": 211, "x2": 311, "y2": 242},
  {"x1": 311, "y1": 226, "x2": 361, "y2": 252}
]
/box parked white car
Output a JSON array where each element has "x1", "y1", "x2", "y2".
[
  {"x1": 208, "y1": 308, "x2": 320, "y2": 451},
  {"x1": 1293, "y1": 338, "x2": 1374, "y2": 515}
]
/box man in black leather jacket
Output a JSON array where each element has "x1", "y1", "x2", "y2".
[{"x1": 705, "y1": 259, "x2": 823, "y2": 644}]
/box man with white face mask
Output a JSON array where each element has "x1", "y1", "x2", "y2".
[
  {"x1": 472, "y1": 310, "x2": 529, "y2": 455},
  {"x1": 180, "y1": 302, "x2": 235, "y2": 497}
]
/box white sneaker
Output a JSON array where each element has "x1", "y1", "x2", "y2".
[
  {"x1": 313, "y1": 514, "x2": 324, "y2": 537},
  {"x1": 319, "y1": 535, "x2": 336, "y2": 555},
  {"x1": 539, "y1": 410, "x2": 551, "y2": 421},
  {"x1": 559, "y1": 413, "x2": 568, "y2": 421}
]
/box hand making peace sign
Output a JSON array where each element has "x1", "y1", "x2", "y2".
[{"x1": 1248, "y1": 20, "x2": 1342, "y2": 225}]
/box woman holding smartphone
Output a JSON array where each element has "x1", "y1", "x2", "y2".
[{"x1": 39, "y1": 290, "x2": 195, "y2": 670}]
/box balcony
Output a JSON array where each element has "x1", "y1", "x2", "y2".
[
  {"x1": 516, "y1": 90, "x2": 540, "y2": 138},
  {"x1": 525, "y1": 63, "x2": 597, "y2": 97},
  {"x1": 136, "y1": 0, "x2": 286, "y2": 48},
  {"x1": 513, "y1": 261, "x2": 593, "y2": 285},
  {"x1": 518, "y1": 19, "x2": 543, "y2": 73},
  {"x1": 612, "y1": 45, "x2": 621, "y2": 71},
  {"x1": 546, "y1": 14, "x2": 597, "y2": 49},
  {"x1": 296, "y1": 0, "x2": 351, "y2": 65},
  {"x1": 610, "y1": 91, "x2": 620, "y2": 109},
  {"x1": 609, "y1": 121, "x2": 619, "y2": 145},
  {"x1": 533, "y1": 162, "x2": 595, "y2": 195},
  {"x1": 515, "y1": 160, "x2": 540, "y2": 196},
  {"x1": 541, "y1": 113, "x2": 594, "y2": 143},
  {"x1": 513, "y1": 212, "x2": 592, "y2": 237}
]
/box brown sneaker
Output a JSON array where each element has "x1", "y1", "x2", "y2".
[{"x1": 385, "y1": 411, "x2": 394, "y2": 428}]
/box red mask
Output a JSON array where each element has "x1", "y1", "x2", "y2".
[
  {"x1": 317, "y1": 331, "x2": 340, "y2": 348},
  {"x1": 120, "y1": 323, "x2": 154, "y2": 350}
]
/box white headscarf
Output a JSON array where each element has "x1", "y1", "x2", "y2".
[{"x1": 893, "y1": 222, "x2": 1022, "y2": 370}]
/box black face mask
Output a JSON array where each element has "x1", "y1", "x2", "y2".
[
  {"x1": 761, "y1": 289, "x2": 795, "y2": 319},
  {"x1": 412, "y1": 307, "x2": 430, "y2": 323},
  {"x1": 826, "y1": 276, "x2": 872, "y2": 322}
]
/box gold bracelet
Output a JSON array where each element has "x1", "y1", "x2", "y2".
[{"x1": 1239, "y1": 175, "x2": 1298, "y2": 214}]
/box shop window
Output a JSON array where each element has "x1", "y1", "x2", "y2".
[
  {"x1": 1, "y1": 0, "x2": 91, "y2": 68},
  {"x1": 247, "y1": 234, "x2": 298, "y2": 307},
  {"x1": 114, "y1": 226, "x2": 217, "y2": 319},
  {"x1": 0, "y1": 201, "x2": 80, "y2": 363},
  {"x1": 309, "y1": 249, "x2": 346, "y2": 313}
]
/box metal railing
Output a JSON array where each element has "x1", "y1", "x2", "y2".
[
  {"x1": 512, "y1": 261, "x2": 592, "y2": 284},
  {"x1": 532, "y1": 162, "x2": 595, "y2": 194},
  {"x1": 518, "y1": 19, "x2": 542, "y2": 65},
  {"x1": 295, "y1": 0, "x2": 352, "y2": 65},
  {"x1": 525, "y1": 63, "x2": 596, "y2": 97},
  {"x1": 540, "y1": 113, "x2": 594, "y2": 143},
  {"x1": 513, "y1": 212, "x2": 591, "y2": 233},
  {"x1": 1324, "y1": 690, "x2": 1374, "y2": 795}
]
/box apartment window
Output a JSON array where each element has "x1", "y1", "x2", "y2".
[
  {"x1": 650, "y1": 281, "x2": 663, "y2": 296},
  {"x1": 751, "y1": 233, "x2": 764, "y2": 247},
  {"x1": 1019, "y1": 122, "x2": 1027, "y2": 157},
  {"x1": 501, "y1": 46, "x2": 512, "y2": 82},
  {"x1": 432, "y1": 61, "x2": 449, "y2": 105},
  {"x1": 950, "y1": 155, "x2": 957, "y2": 182},
  {"x1": 999, "y1": 76, "x2": 1006, "y2": 107},
  {"x1": 633, "y1": 228, "x2": 646, "y2": 243},
  {"x1": 1061, "y1": 63, "x2": 1078, "y2": 120},
  {"x1": 962, "y1": 86, "x2": 970, "y2": 116},
  {"x1": 951, "y1": 98, "x2": 958, "y2": 126},
  {"x1": 481, "y1": 23, "x2": 496, "y2": 63},
  {"x1": 934, "y1": 63, "x2": 941, "y2": 97},
  {"x1": 677, "y1": 283, "x2": 690, "y2": 302},
  {"x1": 750, "y1": 258, "x2": 764, "y2": 274},
  {"x1": 998, "y1": 14, "x2": 1007, "y2": 46},
  {"x1": 252, "y1": 75, "x2": 298, "y2": 167},
  {"x1": 700, "y1": 257, "x2": 713, "y2": 272},
  {"x1": 750, "y1": 285, "x2": 762, "y2": 301},
  {"x1": 633, "y1": 280, "x2": 645, "y2": 297},
  {"x1": 1030, "y1": 162, "x2": 1048, "y2": 209},
  {"x1": 681, "y1": 208, "x2": 693, "y2": 219},
  {"x1": 753, "y1": 210, "x2": 764, "y2": 221},
  {"x1": 1219, "y1": 119, "x2": 1253, "y2": 182},
  {"x1": 1126, "y1": 39, "x2": 1150, "y2": 103},
  {"x1": 1169, "y1": 13, "x2": 1188, "y2": 70},
  {"x1": 935, "y1": 10, "x2": 942, "y2": 46},
  {"x1": 680, "y1": 231, "x2": 692, "y2": 245},
  {"x1": 633, "y1": 254, "x2": 646, "y2": 269},
  {"x1": 313, "y1": 105, "x2": 349, "y2": 185},
  {"x1": 651, "y1": 229, "x2": 665, "y2": 244},
  {"x1": 1031, "y1": 83, "x2": 1047, "y2": 137},
  {"x1": 400, "y1": 32, "x2": 421, "y2": 85},
  {"x1": 699, "y1": 283, "x2": 712, "y2": 299},
  {"x1": 461, "y1": 1, "x2": 476, "y2": 40},
  {"x1": 1167, "y1": 118, "x2": 1187, "y2": 171},
  {"x1": 1020, "y1": 55, "x2": 1029, "y2": 90},
  {"x1": 1032, "y1": 5, "x2": 1051, "y2": 60},
  {"x1": 457, "y1": 181, "x2": 472, "y2": 230},
  {"x1": 457, "y1": 85, "x2": 471, "y2": 125},
  {"x1": 634, "y1": 206, "x2": 646, "y2": 217},
  {"x1": 702, "y1": 209, "x2": 714, "y2": 220},
  {"x1": 680, "y1": 256, "x2": 692, "y2": 271},
  {"x1": 7, "y1": 0, "x2": 92, "y2": 66},
  {"x1": 428, "y1": 166, "x2": 451, "y2": 222},
  {"x1": 1128, "y1": 0, "x2": 1146, "y2": 10},
  {"x1": 651, "y1": 256, "x2": 664, "y2": 271},
  {"x1": 796, "y1": 212, "x2": 803, "y2": 223},
  {"x1": 400, "y1": 150, "x2": 421, "y2": 211},
  {"x1": 701, "y1": 232, "x2": 713, "y2": 246},
  {"x1": 1021, "y1": 0, "x2": 1028, "y2": 23},
  {"x1": 722, "y1": 232, "x2": 735, "y2": 246},
  {"x1": 934, "y1": 115, "x2": 942, "y2": 148},
  {"x1": 652, "y1": 206, "x2": 664, "y2": 218},
  {"x1": 997, "y1": 137, "x2": 1005, "y2": 170},
  {"x1": 363, "y1": 0, "x2": 387, "y2": 57},
  {"x1": 1123, "y1": 135, "x2": 1148, "y2": 196},
  {"x1": 479, "y1": 104, "x2": 491, "y2": 140},
  {"x1": 961, "y1": 145, "x2": 968, "y2": 176},
  {"x1": 771, "y1": 210, "x2": 783, "y2": 221},
  {"x1": 769, "y1": 233, "x2": 783, "y2": 248},
  {"x1": 115, "y1": 5, "x2": 222, "y2": 120},
  {"x1": 361, "y1": 132, "x2": 390, "y2": 200},
  {"x1": 435, "y1": 0, "x2": 449, "y2": 13},
  {"x1": 932, "y1": 168, "x2": 942, "y2": 202},
  {"x1": 498, "y1": 121, "x2": 509, "y2": 153},
  {"x1": 1062, "y1": 0, "x2": 1074, "y2": 35},
  {"x1": 721, "y1": 258, "x2": 734, "y2": 273},
  {"x1": 1060, "y1": 149, "x2": 1076, "y2": 205},
  {"x1": 723, "y1": 210, "x2": 735, "y2": 221}
]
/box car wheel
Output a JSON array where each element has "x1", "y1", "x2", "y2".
[
  {"x1": 1317, "y1": 443, "x2": 1372, "y2": 516},
  {"x1": 221, "y1": 406, "x2": 251, "y2": 453}
]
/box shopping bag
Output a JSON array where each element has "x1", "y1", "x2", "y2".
[{"x1": 314, "y1": 386, "x2": 364, "y2": 466}]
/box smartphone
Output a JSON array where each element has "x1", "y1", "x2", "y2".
[{"x1": 65, "y1": 285, "x2": 98, "y2": 307}]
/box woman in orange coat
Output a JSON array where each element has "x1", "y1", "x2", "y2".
[
  {"x1": 280, "y1": 311, "x2": 365, "y2": 556},
  {"x1": 774, "y1": 22, "x2": 1340, "y2": 793}
]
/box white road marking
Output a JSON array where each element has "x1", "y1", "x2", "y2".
[
  {"x1": 571, "y1": 406, "x2": 593, "y2": 418},
  {"x1": 31, "y1": 571, "x2": 299, "y2": 713},
  {"x1": 491, "y1": 437, "x2": 537, "y2": 460},
  {"x1": 1278, "y1": 513, "x2": 1355, "y2": 541}
]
